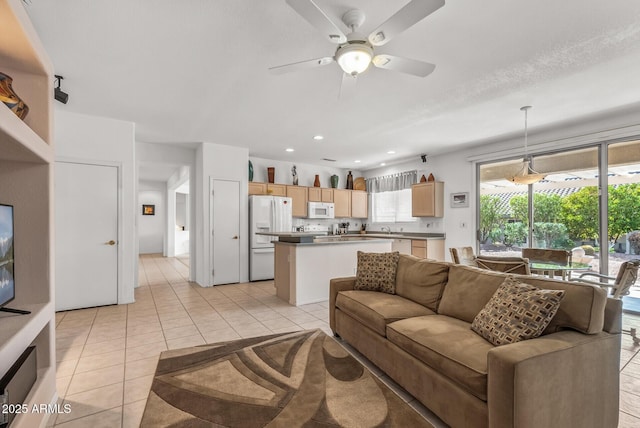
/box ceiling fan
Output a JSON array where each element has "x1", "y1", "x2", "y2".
[{"x1": 270, "y1": 0, "x2": 445, "y2": 93}]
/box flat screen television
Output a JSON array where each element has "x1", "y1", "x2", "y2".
[{"x1": 0, "y1": 204, "x2": 15, "y2": 309}]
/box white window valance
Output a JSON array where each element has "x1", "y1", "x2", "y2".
[{"x1": 366, "y1": 170, "x2": 417, "y2": 193}]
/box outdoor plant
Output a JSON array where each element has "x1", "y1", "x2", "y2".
[
  {"x1": 581, "y1": 245, "x2": 596, "y2": 256},
  {"x1": 503, "y1": 222, "x2": 527, "y2": 248}
]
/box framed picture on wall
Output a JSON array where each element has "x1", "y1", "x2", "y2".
[
  {"x1": 142, "y1": 204, "x2": 155, "y2": 215},
  {"x1": 450, "y1": 192, "x2": 469, "y2": 208}
]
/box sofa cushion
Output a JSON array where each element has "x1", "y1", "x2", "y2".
[
  {"x1": 336, "y1": 290, "x2": 435, "y2": 337},
  {"x1": 354, "y1": 251, "x2": 400, "y2": 294},
  {"x1": 438, "y1": 265, "x2": 506, "y2": 323},
  {"x1": 394, "y1": 255, "x2": 450, "y2": 311},
  {"x1": 438, "y1": 264, "x2": 608, "y2": 334},
  {"x1": 471, "y1": 277, "x2": 565, "y2": 346},
  {"x1": 387, "y1": 315, "x2": 493, "y2": 401}
]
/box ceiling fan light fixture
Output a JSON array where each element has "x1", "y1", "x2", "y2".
[{"x1": 335, "y1": 43, "x2": 373, "y2": 75}]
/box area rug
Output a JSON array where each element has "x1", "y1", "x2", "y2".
[{"x1": 140, "y1": 329, "x2": 432, "y2": 427}]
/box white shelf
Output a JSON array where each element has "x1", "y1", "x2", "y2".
[
  {"x1": 0, "y1": 302, "x2": 53, "y2": 375},
  {"x1": 0, "y1": 105, "x2": 53, "y2": 163}
]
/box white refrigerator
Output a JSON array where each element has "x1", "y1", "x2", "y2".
[{"x1": 249, "y1": 195, "x2": 293, "y2": 281}]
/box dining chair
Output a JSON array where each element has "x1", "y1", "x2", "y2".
[
  {"x1": 474, "y1": 256, "x2": 532, "y2": 275},
  {"x1": 570, "y1": 259, "x2": 640, "y2": 344},
  {"x1": 449, "y1": 247, "x2": 477, "y2": 266},
  {"x1": 522, "y1": 248, "x2": 572, "y2": 279}
]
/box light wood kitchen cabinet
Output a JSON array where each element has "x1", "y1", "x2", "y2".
[
  {"x1": 411, "y1": 239, "x2": 445, "y2": 261},
  {"x1": 412, "y1": 182, "x2": 444, "y2": 217},
  {"x1": 333, "y1": 189, "x2": 351, "y2": 218},
  {"x1": 351, "y1": 190, "x2": 368, "y2": 218},
  {"x1": 287, "y1": 185, "x2": 308, "y2": 217},
  {"x1": 308, "y1": 187, "x2": 322, "y2": 202},
  {"x1": 321, "y1": 188, "x2": 334, "y2": 202},
  {"x1": 248, "y1": 182, "x2": 267, "y2": 195},
  {"x1": 268, "y1": 183, "x2": 287, "y2": 196}
]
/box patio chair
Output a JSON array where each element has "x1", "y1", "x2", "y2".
[
  {"x1": 570, "y1": 259, "x2": 640, "y2": 344},
  {"x1": 522, "y1": 248, "x2": 572, "y2": 279},
  {"x1": 449, "y1": 247, "x2": 477, "y2": 266},
  {"x1": 474, "y1": 255, "x2": 531, "y2": 275}
]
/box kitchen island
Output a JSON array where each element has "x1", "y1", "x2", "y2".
[{"x1": 273, "y1": 236, "x2": 392, "y2": 306}]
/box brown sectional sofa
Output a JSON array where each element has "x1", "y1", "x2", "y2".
[{"x1": 329, "y1": 254, "x2": 621, "y2": 428}]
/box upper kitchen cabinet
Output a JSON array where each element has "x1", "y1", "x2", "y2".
[
  {"x1": 309, "y1": 187, "x2": 334, "y2": 203},
  {"x1": 248, "y1": 182, "x2": 267, "y2": 195},
  {"x1": 333, "y1": 189, "x2": 351, "y2": 218},
  {"x1": 351, "y1": 190, "x2": 368, "y2": 218},
  {"x1": 267, "y1": 183, "x2": 286, "y2": 196},
  {"x1": 412, "y1": 182, "x2": 444, "y2": 217},
  {"x1": 308, "y1": 187, "x2": 321, "y2": 202},
  {"x1": 287, "y1": 185, "x2": 308, "y2": 217},
  {"x1": 321, "y1": 188, "x2": 333, "y2": 202}
]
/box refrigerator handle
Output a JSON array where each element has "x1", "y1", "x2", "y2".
[{"x1": 271, "y1": 199, "x2": 276, "y2": 232}]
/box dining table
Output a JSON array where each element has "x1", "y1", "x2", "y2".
[{"x1": 529, "y1": 260, "x2": 592, "y2": 279}]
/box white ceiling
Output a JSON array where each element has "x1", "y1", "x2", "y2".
[{"x1": 25, "y1": 0, "x2": 640, "y2": 170}]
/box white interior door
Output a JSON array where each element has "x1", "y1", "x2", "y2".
[
  {"x1": 211, "y1": 179, "x2": 240, "y2": 285},
  {"x1": 55, "y1": 162, "x2": 118, "y2": 311}
]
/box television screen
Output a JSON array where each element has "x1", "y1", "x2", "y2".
[{"x1": 0, "y1": 204, "x2": 15, "y2": 308}]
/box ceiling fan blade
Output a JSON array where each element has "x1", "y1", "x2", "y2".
[
  {"x1": 372, "y1": 55, "x2": 435, "y2": 77},
  {"x1": 269, "y1": 56, "x2": 334, "y2": 75},
  {"x1": 286, "y1": 0, "x2": 347, "y2": 44},
  {"x1": 339, "y1": 73, "x2": 357, "y2": 99},
  {"x1": 368, "y1": 0, "x2": 445, "y2": 46}
]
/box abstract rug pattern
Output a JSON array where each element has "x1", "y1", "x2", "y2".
[{"x1": 140, "y1": 329, "x2": 432, "y2": 427}]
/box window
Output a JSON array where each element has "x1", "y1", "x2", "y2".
[
  {"x1": 371, "y1": 188, "x2": 415, "y2": 223},
  {"x1": 367, "y1": 170, "x2": 417, "y2": 223}
]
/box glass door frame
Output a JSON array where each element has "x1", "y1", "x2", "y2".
[{"x1": 476, "y1": 137, "x2": 639, "y2": 276}]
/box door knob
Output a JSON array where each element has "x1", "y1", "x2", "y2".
[
  {"x1": 232, "y1": 236, "x2": 239, "y2": 240},
  {"x1": 106, "y1": 240, "x2": 116, "y2": 246}
]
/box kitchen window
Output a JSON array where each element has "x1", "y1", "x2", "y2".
[{"x1": 368, "y1": 170, "x2": 417, "y2": 223}]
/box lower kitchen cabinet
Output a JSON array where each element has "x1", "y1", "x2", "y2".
[
  {"x1": 392, "y1": 239, "x2": 412, "y2": 255},
  {"x1": 411, "y1": 239, "x2": 445, "y2": 261}
]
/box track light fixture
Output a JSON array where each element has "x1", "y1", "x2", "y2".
[
  {"x1": 54, "y1": 75, "x2": 69, "y2": 104},
  {"x1": 420, "y1": 154, "x2": 427, "y2": 163}
]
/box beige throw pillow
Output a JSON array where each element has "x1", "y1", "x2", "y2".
[
  {"x1": 471, "y1": 277, "x2": 565, "y2": 346},
  {"x1": 354, "y1": 251, "x2": 400, "y2": 294}
]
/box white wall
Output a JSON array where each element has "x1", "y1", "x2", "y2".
[
  {"x1": 175, "y1": 192, "x2": 189, "y2": 255},
  {"x1": 55, "y1": 110, "x2": 136, "y2": 304},
  {"x1": 138, "y1": 181, "x2": 166, "y2": 254},
  {"x1": 250, "y1": 157, "x2": 362, "y2": 189},
  {"x1": 196, "y1": 143, "x2": 249, "y2": 286}
]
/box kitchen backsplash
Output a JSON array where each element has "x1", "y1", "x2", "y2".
[{"x1": 293, "y1": 217, "x2": 444, "y2": 234}]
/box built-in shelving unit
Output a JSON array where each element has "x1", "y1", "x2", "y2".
[{"x1": 0, "y1": 0, "x2": 56, "y2": 426}]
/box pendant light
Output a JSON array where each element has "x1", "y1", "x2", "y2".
[{"x1": 508, "y1": 106, "x2": 546, "y2": 185}]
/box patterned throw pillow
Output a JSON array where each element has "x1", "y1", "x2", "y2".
[
  {"x1": 354, "y1": 251, "x2": 400, "y2": 294},
  {"x1": 471, "y1": 277, "x2": 565, "y2": 346}
]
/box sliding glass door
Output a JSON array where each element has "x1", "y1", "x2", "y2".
[
  {"x1": 607, "y1": 140, "x2": 640, "y2": 277},
  {"x1": 478, "y1": 138, "x2": 640, "y2": 277}
]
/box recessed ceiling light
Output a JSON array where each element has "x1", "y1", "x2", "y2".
[
  {"x1": 354, "y1": 160, "x2": 361, "y2": 163},
  {"x1": 313, "y1": 135, "x2": 324, "y2": 141},
  {"x1": 380, "y1": 163, "x2": 386, "y2": 166},
  {"x1": 387, "y1": 151, "x2": 396, "y2": 154},
  {"x1": 285, "y1": 148, "x2": 294, "y2": 152}
]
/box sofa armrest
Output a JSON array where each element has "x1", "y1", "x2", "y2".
[
  {"x1": 487, "y1": 330, "x2": 620, "y2": 428},
  {"x1": 329, "y1": 276, "x2": 356, "y2": 333}
]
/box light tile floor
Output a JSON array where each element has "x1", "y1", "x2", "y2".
[{"x1": 51, "y1": 254, "x2": 640, "y2": 427}]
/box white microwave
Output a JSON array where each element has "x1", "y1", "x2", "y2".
[{"x1": 307, "y1": 202, "x2": 335, "y2": 219}]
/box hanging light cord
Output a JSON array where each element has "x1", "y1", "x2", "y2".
[{"x1": 521, "y1": 105, "x2": 531, "y2": 160}]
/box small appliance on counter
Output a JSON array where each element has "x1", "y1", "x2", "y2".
[{"x1": 337, "y1": 222, "x2": 350, "y2": 234}]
